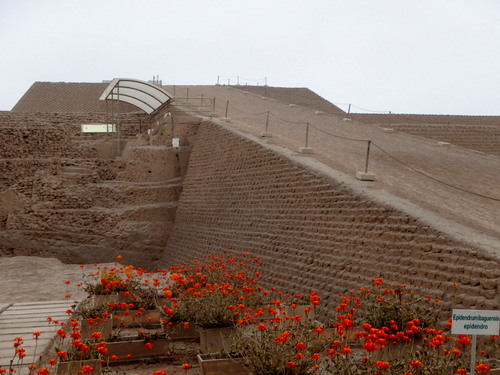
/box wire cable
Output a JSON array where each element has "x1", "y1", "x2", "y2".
[
  {"x1": 268, "y1": 111, "x2": 308, "y2": 125},
  {"x1": 370, "y1": 142, "x2": 500, "y2": 201},
  {"x1": 309, "y1": 124, "x2": 369, "y2": 143},
  {"x1": 228, "y1": 103, "x2": 268, "y2": 116},
  {"x1": 350, "y1": 104, "x2": 391, "y2": 114}
]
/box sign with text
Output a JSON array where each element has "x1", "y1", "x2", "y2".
[
  {"x1": 451, "y1": 309, "x2": 500, "y2": 335},
  {"x1": 81, "y1": 124, "x2": 116, "y2": 133}
]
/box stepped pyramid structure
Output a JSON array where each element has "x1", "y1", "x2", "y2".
[{"x1": 0, "y1": 80, "x2": 499, "y2": 316}]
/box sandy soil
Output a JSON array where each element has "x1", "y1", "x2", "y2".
[{"x1": 0, "y1": 256, "x2": 202, "y2": 375}]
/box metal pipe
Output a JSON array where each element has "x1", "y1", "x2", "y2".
[
  {"x1": 117, "y1": 84, "x2": 120, "y2": 157},
  {"x1": 305, "y1": 122, "x2": 310, "y2": 148},
  {"x1": 364, "y1": 140, "x2": 371, "y2": 173}
]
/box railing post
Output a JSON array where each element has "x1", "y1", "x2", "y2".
[
  {"x1": 260, "y1": 111, "x2": 272, "y2": 137},
  {"x1": 212, "y1": 97, "x2": 216, "y2": 116},
  {"x1": 305, "y1": 122, "x2": 310, "y2": 148},
  {"x1": 225, "y1": 100, "x2": 229, "y2": 118},
  {"x1": 355, "y1": 140, "x2": 375, "y2": 181},
  {"x1": 186, "y1": 87, "x2": 189, "y2": 101},
  {"x1": 299, "y1": 122, "x2": 313, "y2": 154},
  {"x1": 364, "y1": 140, "x2": 371, "y2": 173}
]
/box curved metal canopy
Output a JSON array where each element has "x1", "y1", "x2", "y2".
[{"x1": 99, "y1": 78, "x2": 173, "y2": 114}]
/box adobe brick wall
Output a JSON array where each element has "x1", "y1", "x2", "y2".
[
  {"x1": 163, "y1": 120, "x2": 500, "y2": 316},
  {"x1": 0, "y1": 109, "x2": 192, "y2": 268}
]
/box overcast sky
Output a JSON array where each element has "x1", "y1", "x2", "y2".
[{"x1": 1, "y1": 0, "x2": 499, "y2": 115}]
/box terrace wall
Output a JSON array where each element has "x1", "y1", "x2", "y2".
[
  {"x1": 0, "y1": 109, "x2": 197, "y2": 267},
  {"x1": 163, "y1": 120, "x2": 500, "y2": 315}
]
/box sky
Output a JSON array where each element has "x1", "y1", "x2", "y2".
[{"x1": 0, "y1": 0, "x2": 499, "y2": 115}]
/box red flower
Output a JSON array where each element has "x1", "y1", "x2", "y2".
[
  {"x1": 476, "y1": 364, "x2": 491, "y2": 374},
  {"x1": 362, "y1": 342, "x2": 377, "y2": 352},
  {"x1": 296, "y1": 342, "x2": 307, "y2": 350},
  {"x1": 109, "y1": 355, "x2": 119, "y2": 361},
  {"x1": 410, "y1": 361, "x2": 423, "y2": 369},
  {"x1": 374, "y1": 361, "x2": 390, "y2": 370},
  {"x1": 181, "y1": 363, "x2": 192, "y2": 370},
  {"x1": 257, "y1": 324, "x2": 267, "y2": 331},
  {"x1": 81, "y1": 365, "x2": 94, "y2": 374},
  {"x1": 287, "y1": 362, "x2": 297, "y2": 368},
  {"x1": 37, "y1": 369, "x2": 50, "y2": 375},
  {"x1": 144, "y1": 342, "x2": 154, "y2": 350},
  {"x1": 341, "y1": 346, "x2": 352, "y2": 355}
]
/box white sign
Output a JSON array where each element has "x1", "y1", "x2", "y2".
[
  {"x1": 81, "y1": 124, "x2": 116, "y2": 133},
  {"x1": 172, "y1": 138, "x2": 180, "y2": 147},
  {"x1": 451, "y1": 309, "x2": 500, "y2": 335}
]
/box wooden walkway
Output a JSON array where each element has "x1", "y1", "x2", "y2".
[{"x1": 0, "y1": 300, "x2": 75, "y2": 370}]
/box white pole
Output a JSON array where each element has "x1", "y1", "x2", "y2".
[{"x1": 470, "y1": 335, "x2": 477, "y2": 375}]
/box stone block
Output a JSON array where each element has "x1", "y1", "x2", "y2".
[
  {"x1": 299, "y1": 147, "x2": 314, "y2": 154},
  {"x1": 355, "y1": 171, "x2": 376, "y2": 181}
]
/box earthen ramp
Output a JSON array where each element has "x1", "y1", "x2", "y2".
[{"x1": 163, "y1": 113, "x2": 499, "y2": 315}]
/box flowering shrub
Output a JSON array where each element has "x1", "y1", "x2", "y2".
[
  {"x1": 231, "y1": 295, "x2": 327, "y2": 375},
  {"x1": 53, "y1": 319, "x2": 109, "y2": 362},
  {"x1": 323, "y1": 278, "x2": 499, "y2": 374},
  {"x1": 165, "y1": 253, "x2": 265, "y2": 328},
  {"x1": 79, "y1": 264, "x2": 143, "y2": 296}
]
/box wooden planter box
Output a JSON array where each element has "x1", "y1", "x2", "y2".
[
  {"x1": 197, "y1": 354, "x2": 251, "y2": 375},
  {"x1": 91, "y1": 294, "x2": 128, "y2": 307},
  {"x1": 164, "y1": 323, "x2": 200, "y2": 341},
  {"x1": 56, "y1": 359, "x2": 102, "y2": 375},
  {"x1": 372, "y1": 338, "x2": 423, "y2": 361},
  {"x1": 199, "y1": 326, "x2": 237, "y2": 354},
  {"x1": 104, "y1": 338, "x2": 172, "y2": 364},
  {"x1": 283, "y1": 304, "x2": 315, "y2": 322},
  {"x1": 80, "y1": 317, "x2": 113, "y2": 340},
  {"x1": 113, "y1": 310, "x2": 162, "y2": 327}
]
